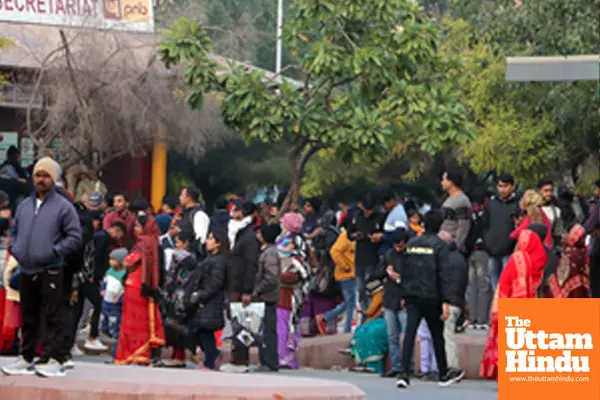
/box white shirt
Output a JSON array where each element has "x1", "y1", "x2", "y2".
[{"x1": 193, "y1": 210, "x2": 210, "y2": 244}]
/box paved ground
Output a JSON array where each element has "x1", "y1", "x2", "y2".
[{"x1": 74, "y1": 354, "x2": 498, "y2": 400}]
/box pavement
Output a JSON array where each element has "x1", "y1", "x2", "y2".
[{"x1": 71, "y1": 354, "x2": 498, "y2": 400}]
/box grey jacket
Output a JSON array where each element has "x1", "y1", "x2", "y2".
[
  {"x1": 10, "y1": 189, "x2": 82, "y2": 274},
  {"x1": 252, "y1": 245, "x2": 281, "y2": 304}
]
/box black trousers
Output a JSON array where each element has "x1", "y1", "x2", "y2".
[
  {"x1": 259, "y1": 302, "x2": 278, "y2": 370},
  {"x1": 400, "y1": 301, "x2": 448, "y2": 378},
  {"x1": 20, "y1": 268, "x2": 66, "y2": 363},
  {"x1": 72, "y1": 281, "x2": 103, "y2": 339}
]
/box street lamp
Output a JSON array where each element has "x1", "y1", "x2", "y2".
[{"x1": 276, "y1": 0, "x2": 283, "y2": 73}]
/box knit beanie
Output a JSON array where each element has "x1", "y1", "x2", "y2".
[
  {"x1": 109, "y1": 248, "x2": 128, "y2": 265},
  {"x1": 33, "y1": 157, "x2": 59, "y2": 183},
  {"x1": 280, "y1": 212, "x2": 304, "y2": 234}
]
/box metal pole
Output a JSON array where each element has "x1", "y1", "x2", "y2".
[{"x1": 276, "y1": 0, "x2": 283, "y2": 73}]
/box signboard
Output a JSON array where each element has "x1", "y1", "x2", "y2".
[
  {"x1": 20, "y1": 137, "x2": 34, "y2": 167},
  {"x1": 0, "y1": 0, "x2": 154, "y2": 33},
  {"x1": 0, "y1": 132, "x2": 18, "y2": 164}
]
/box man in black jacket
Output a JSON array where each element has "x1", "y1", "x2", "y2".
[
  {"x1": 227, "y1": 200, "x2": 260, "y2": 372},
  {"x1": 372, "y1": 229, "x2": 413, "y2": 378},
  {"x1": 438, "y1": 231, "x2": 468, "y2": 382},
  {"x1": 396, "y1": 211, "x2": 462, "y2": 389},
  {"x1": 483, "y1": 174, "x2": 520, "y2": 291}
]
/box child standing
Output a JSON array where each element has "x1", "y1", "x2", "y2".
[{"x1": 101, "y1": 248, "x2": 128, "y2": 358}]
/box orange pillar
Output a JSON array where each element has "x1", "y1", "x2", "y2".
[{"x1": 151, "y1": 141, "x2": 167, "y2": 213}]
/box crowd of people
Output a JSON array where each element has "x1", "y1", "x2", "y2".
[{"x1": 0, "y1": 155, "x2": 598, "y2": 390}]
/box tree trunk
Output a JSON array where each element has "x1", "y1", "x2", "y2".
[{"x1": 279, "y1": 155, "x2": 302, "y2": 215}]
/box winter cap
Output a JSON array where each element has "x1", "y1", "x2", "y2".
[
  {"x1": 33, "y1": 157, "x2": 59, "y2": 183},
  {"x1": 281, "y1": 212, "x2": 304, "y2": 234},
  {"x1": 109, "y1": 248, "x2": 128, "y2": 265},
  {"x1": 88, "y1": 192, "x2": 103, "y2": 208}
]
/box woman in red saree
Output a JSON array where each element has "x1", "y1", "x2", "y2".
[
  {"x1": 480, "y1": 229, "x2": 547, "y2": 379},
  {"x1": 115, "y1": 212, "x2": 165, "y2": 365},
  {"x1": 546, "y1": 224, "x2": 590, "y2": 298}
]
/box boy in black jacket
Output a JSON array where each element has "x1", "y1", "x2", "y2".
[
  {"x1": 396, "y1": 211, "x2": 463, "y2": 389},
  {"x1": 372, "y1": 229, "x2": 413, "y2": 378}
]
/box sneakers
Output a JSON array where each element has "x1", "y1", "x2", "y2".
[
  {"x1": 396, "y1": 375, "x2": 410, "y2": 389},
  {"x1": 382, "y1": 369, "x2": 400, "y2": 378},
  {"x1": 35, "y1": 359, "x2": 66, "y2": 378},
  {"x1": 220, "y1": 363, "x2": 249, "y2": 373},
  {"x1": 316, "y1": 315, "x2": 327, "y2": 335},
  {"x1": 84, "y1": 338, "x2": 109, "y2": 352},
  {"x1": 71, "y1": 345, "x2": 85, "y2": 356},
  {"x1": 1, "y1": 356, "x2": 36, "y2": 376},
  {"x1": 63, "y1": 359, "x2": 75, "y2": 370},
  {"x1": 439, "y1": 369, "x2": 465, "y2": 387}
]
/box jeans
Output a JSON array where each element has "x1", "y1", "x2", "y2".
[
  {"x1": 194, "y1": 328, "x2": 219, "y2": 369},
  {"x1": 443, "y1": 305, "x2": 462, "y2": 370},
  {"x1": 384, "y1": 308, "x2": 413, "y2": 373},
  {"x1": 469, "y1": 251, "x2": 492, "y2": 324},
  {"x1": 323, "y1": 279, "x2": 357, "y2": 333},
  {"x1": 488, "y1": 255, "x2": 510, "y2": 292},
  {"x1": 400, "y1": 301, "x2": 447, "y2": 379}
]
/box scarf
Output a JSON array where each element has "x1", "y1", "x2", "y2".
[{"x1": 228, "y1": 216, "x2": 252, "y2": 249}]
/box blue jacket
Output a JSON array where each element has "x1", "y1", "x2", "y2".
[{"x1": 10, "y1": 189, "x2": 82, "y2": 274}]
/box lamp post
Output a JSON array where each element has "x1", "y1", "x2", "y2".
[{"x1": 276, "y1": 0, "x2": 283, "y2": 73}]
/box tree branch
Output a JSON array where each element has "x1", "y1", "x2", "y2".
[
  {"x1": 266, "y1": 64, "x2": 303, "y2": 83},
  {"x1": 298, "y1": 144, "x2": 323, "y2": 175}
]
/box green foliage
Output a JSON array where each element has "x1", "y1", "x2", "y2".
[
  {"x1": 161, "y1": 0, "x2": 472, "y2": 201},
  {"x1": 0, "y1": 37, "x2": 13, "y2": 90},
  {"x1": 447, "y1": 0, "x2": 600, "y2": 184}
]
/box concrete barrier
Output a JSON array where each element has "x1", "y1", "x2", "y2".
[{"x1": 0, "y1": 360, "x2": 366, "y2": 400}]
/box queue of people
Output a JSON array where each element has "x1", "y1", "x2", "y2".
[{"x1": 0, "y1": 155, "x2": 598, "y2": 391}]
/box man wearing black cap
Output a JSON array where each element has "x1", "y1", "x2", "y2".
[{"x1": 227, "y1": 200, "x2": 260, "y2": 372}]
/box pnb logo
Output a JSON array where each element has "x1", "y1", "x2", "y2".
[{"x1": 504, "y1": 316, "x2": 593, "y2": 373}]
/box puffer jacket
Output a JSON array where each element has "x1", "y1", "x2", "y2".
[
  {"x1": 185, "y1": 253, "x2": 227, "y2": 331},
  {"x1": 400, "y1": 233, "x2": 452, "y2": 305},
  {"x1": 444, "y1": 243, "x2": 469, "y2": 308}
]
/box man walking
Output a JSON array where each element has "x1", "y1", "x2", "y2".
[
  {"x1": 2, "y1": 157, "x2": 82, "y2": 377},
  {"x1": 483, "y1": 174, "x2": 520, "y2": 291},
  {"x1": 396, "y1": 211, "x2": 463, "y2": 389},
  {"x1": 438, "y1": 231, "x2": 468, "y2": 381}
]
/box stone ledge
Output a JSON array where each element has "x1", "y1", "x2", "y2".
[{"x1": 0, "y1": 360, "x2": 366, "y2": 400}]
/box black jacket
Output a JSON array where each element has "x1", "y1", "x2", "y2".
[
  {"x1": 372, "y1": 248, "x2": 404, "y2": 311},
  {"x1": 228, "y1": 225, "x2": 260, "y2": 294},
  {"x1": 350, "y1": 211, "x2": 384, "y2": 269},
  {"x1": 444, "y1": 243, "x2": 469, "y2": 308},
  {"x1": 400, "y1": 233, "x2": 452, "y2": 305},
  {"x1": 185, "y1": 253, "x2": 227, "y2": 331},
  {"x1": 483, "y1": 193, "x2": 520, "y2": 256}
]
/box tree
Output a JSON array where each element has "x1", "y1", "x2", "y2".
[
  {"x1": 160, "y1": 0, "x2": 472, "y2": 212},
  {"x1": 7, "y1": 26, "x2": 231, "y2": 175},
  {"x1": 448, "y1": 0, "x2": 600, "y2": 187},
  {"x1": 0, "y1": 37, "x2": 13, "y2": 90}
]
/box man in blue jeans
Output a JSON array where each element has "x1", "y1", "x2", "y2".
[{"x1": 372, "y1": 229, "x2": 412, "y2": 378}]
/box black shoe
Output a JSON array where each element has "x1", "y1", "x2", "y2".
[
  {"x1": 413, "y1": 371, "x2": 426, "y2": 380},
  {"x1": 426, "y1": 371, "x2": 439, "y2": 381},
  {"x1": 252, "y1": 365, "x2": 278, "y2": 373},
  {"x1": 382, "y1": 369, "x2": 400, "y2": 378},
  {"x1": 439, "y1": 369, "x2": 465, "y2": 387},
  {"x1": 396, "y1": 375, "x2": 410, "y2": 389}
]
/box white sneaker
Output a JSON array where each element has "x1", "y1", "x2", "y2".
[
  {"x1": 63, "y1": 359, "x2": 75, "y2": 370},
  {"x1": 71, "y1": 345, "x2": 85, "y2": 356},
  {"x1": 84, "y1": 339, "x2": 109, "y2": 351},
  {"x1": 220, "y1": 363, "x2": 249, "y2": 373},
  {"x1": 1, "y1": 356, "x2": 36, "y2": 376},
  {"x1": 35, "y1": 359, "x2": 66, "y2": 378}
]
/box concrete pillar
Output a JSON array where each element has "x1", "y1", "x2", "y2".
[{"x1": 151, "y1": 141, "x2": 167, "y2": 213}]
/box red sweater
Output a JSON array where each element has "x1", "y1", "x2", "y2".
[{"x1": 510, "y1": 211, "x2": 552, "y2": 248}]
